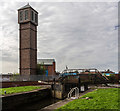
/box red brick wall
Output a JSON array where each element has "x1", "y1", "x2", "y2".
[
  {"x1": 20, "y1": 22, "x2": 37, "y2": 75},
  {"x1": 40, "y1": 62, "x2": 56, "y2": 75},
  {"x1": 47, "y1": 65, "x2": 54, "y2": 75},
  {"x1": 45, "y1": 62, "x2": 56, "y2": 75},
  {"x1": 115, "y1": 74, "x2": 120, "y2": 80},
  {"x1": 53, "y1": 62, "x2": 56, "y2": 74}
]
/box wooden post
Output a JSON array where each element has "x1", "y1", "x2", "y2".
[
  {"x1": 62, "y1": 83, "x2": 65, "y2": 99},
  {"x1": 78, "y1": 77, "x2": 81, "y2": 92},
  {"x1": 53, "y1": 78, "x2": 56, "y2": 98},
  {"x1": 84, "y1": 83, "x2": 88, "y2": 91},
  {"x1": 94, "y1": 74, "x2": 97, "y2": 84}
]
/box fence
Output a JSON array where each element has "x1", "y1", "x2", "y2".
[{"x1": 0, "y1": 75, "x2": 59, "y2": 82}]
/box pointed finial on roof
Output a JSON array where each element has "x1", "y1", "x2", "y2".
[
  {"x1": 19, "y1": 3, "x2": 31, "y2": 10},
  {"x1": 27, "y1": 2, "x2": 29, "y2": 6}
]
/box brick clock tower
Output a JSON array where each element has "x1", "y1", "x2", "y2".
[{"x1": 18, "y1": 4, "x2": 38, "y2": 75}]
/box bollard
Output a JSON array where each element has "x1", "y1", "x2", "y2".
[{"x1": 4, "y1": 91, "x2": 6, "y2": 95}]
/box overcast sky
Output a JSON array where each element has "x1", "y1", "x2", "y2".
[{"x1": 0, "y1": 2, "x2": 118, "y2": 73}]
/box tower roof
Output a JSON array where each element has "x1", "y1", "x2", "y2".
[
  {"x1": 19, "y1": 3, "x2": 31, "y2": 10},
  {"x1": 18, "y1": 3, "x2": 38, "y2": 13}
]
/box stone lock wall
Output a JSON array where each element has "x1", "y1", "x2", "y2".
[{"x1": 2, "y1": 88, "x2": 51, "y2": 110}]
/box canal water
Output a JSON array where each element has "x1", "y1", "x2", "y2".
[
  {"x1": 16, "y1": 86, "x2": 86, "y2": 111},
  {"x1": 5, "y1": 86, "x2": 87, "y2": 111},
  {"x1": 15, "y1": 96, "x2": 60, "y2": 111}
]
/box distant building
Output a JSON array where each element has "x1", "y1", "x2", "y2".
[
  {"x1": 101, "y1": 69, "x2": 115, "y2": 76},
  {"x1": 37, "y1": 59, "x2": 56, "y2": 75}
]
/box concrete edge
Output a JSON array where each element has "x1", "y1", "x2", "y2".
[
  {"x1": 40, "y1": 88, "x2": 95, "y2": 111},
  {"x1": 0, "y1": 87, "x2": 49, "y2": 98}
]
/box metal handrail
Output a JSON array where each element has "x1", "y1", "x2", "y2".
[
  {"x1": 68, "y1": 87, "x2": 79, "y2": 99},
  {"x1": 62, "y1": 68, "x2": 98, "y2": 73},
  {"x1": 1, "y1": 75, "x2": 59, "y2": 82}
]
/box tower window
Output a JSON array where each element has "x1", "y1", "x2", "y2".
[
  {"x1": 35, "y1": 13, "x2": 37, "y2": 23},
  {"x1": 19, "y1": 11, "x2": 23, "y2": 21},
  {"x1": 25, "y1": 10, "x2": 28, "y2": 20},
  {"x1": 31, "y1": 11, "x2": 34, "y2": 21}
]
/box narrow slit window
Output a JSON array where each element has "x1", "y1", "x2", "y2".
[
  {"x1": 20, "y1": 11, "x2": 23, "y2": 21},
  {"x1": 35, "y1": 13, "x2": 37, "y2": 23},
  {"x1": 31, "y1": 11, "x2": 34, "y2": 21},
  {"x1": 25, "y1": 10, "x2": 28, "y2": 20}
]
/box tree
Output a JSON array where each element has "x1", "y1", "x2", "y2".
[
  {"x1": 108, "y1": 74, "x2": 116, "y2": 83},
  {"x1": 36, "y1": 63, "x2": 46, "y2": 75},
  {"x1": 74, "y1": 70, "x2": 79, "y2": 74}
]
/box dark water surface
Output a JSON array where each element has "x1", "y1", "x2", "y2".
[{"x1": 16, "y1": 97, "x2": 60, "y2": 111}]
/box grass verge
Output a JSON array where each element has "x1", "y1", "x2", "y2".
[
  {"x1": 0, "y1": 86, "x2": 41, "y2": 95},
  {"x1": 56, "y1": 88, "x2": 119, "y2": 110}
]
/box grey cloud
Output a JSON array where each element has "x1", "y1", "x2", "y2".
[{"x1": 1, "y1": 2, "x2": 118, "y2": 73}]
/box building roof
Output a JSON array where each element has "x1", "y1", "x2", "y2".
[
  {"x1": 19, "y1": 3, "x2": 32, "y2": 10},
  {"x1": 37, "y1": 59, "x2": 55, "y2": 65},
  {"x1": 18, "y1": 3, "x2": 38, "y2": 13}
]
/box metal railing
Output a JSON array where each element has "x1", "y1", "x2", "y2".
[
  {"x1": 68, "y1": 87, "x2": 79, "y2": 99},
  {"x1": 0, "y1": 75, "x2": 59, "y2": 82}
]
